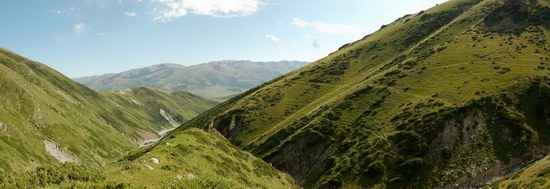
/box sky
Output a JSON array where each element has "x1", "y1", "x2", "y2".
[{"x1": 0, "y1": 0, "x2": 447, "y2": 78}]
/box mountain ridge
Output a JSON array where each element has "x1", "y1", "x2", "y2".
[
  {"x1": 1, "y1": 0, "x2": 549, "y2": 188},
  {"x1": 0, "y1": 48, "x2": 217, "y2": 171},
  {"x1": 75, "y1": 60, "x2": 309, "y2": 101},
  {"x1": 156, "y1": 0, "x2": 550, "y2": 187}
]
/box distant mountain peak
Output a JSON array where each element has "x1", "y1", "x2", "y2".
[{"x1": 75, "y1": 60, "x2": 309, "y2": 101}]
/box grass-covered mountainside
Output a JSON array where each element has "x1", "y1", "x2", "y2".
[
  {"x1": 0, "y1": 48, "x2": 216, "y2": 171},
  {"x1": 155, "y1": 0, "x2": 550, "y2": 188},
  {"x1": 0, "y1": 128, "x2": 297, "y2": 188},
  {"x1": 75, "y1": 60, "x2": 309, "y2": 101}
]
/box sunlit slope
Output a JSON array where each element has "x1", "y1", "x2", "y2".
[
  {"x1": 166, "y1": 0, "x2": 550, "y2": 188},
  {"x1": 0, "y1": 48, "x2": 216, "y2": 171},
  {"x1": 108, "y1": 128, "x2": 297, "y2": 188},
  {"x1": 0, "y1": 128, "x2": 297, "y2": 188}
]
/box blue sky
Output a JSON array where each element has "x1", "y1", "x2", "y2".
[{"x1": 0, "y1": 0, "x2": 447, "y2": 78}]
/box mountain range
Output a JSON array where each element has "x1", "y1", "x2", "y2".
[
  {"x1": 0, "y1": 0, "x2": 549, "y2": 188},
  {"x1": 75, "y1": 60, "x2": 308, "y2": 101}
]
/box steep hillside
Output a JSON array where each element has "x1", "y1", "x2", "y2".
[
  {"x1": 486, "y1": 153, "x2": 550, "y2": 188},
  {"x1": 160, "y1": 0, "x2": 550, "y2": 188},
  {"x1": 0, "y1": 48, "x2": 216, "y2": 171},
  {"x1": 75, "y1": 60, "x2": 308, "y2": 101},
  {"x1": 0, "y1": 128, "x2": 297, "y2": 188}
]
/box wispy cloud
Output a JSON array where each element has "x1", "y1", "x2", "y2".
[
  {"x1": 48, "y1": 7, "x2": 76, "y2": 15},
  {"x1": 265, "y1": 34, "x2": 279, "y2": 42},
  {"x1": 292, "y1": 18, "x2": 361, "y2": 35},
  {"x1": 124, "y1": 11, "x2": 138, "y2": 17},
  {"x1": 151, "y1": 0, "x2": 264, "y2": 22},
  {"x1": 74, "y1": 23, "x2": 86, "y2": 33}
]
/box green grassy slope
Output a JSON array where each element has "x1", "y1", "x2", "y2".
[
  {"x1": 75, "y1": 61, "x2": 309, "y2": 101},
  {"x1": 0, "y1": 48, "x2": 216, "y2": 171},
  {"x1": 108, "y1": 128, "x2": 297, "y2": 188},
  {"x1": 0, "y1": 128, "x2": 298, "y2": 189},
  {"x1": 159, "y1": 0, "x2": 550, "y2": 188}
]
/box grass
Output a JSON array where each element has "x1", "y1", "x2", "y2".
[
  {"x1": 160, "y1": 0, "x2": 550, "y2": 187},
  {"x1": 108, "y1": 128, "x2": 297, "y2": 188},
  {"x1": 1, "y1": 0, "x2": 549, "y2": 188},
  {"x1": 0, "y1": 128, "x2": 298, "y2": 189},
  {"x1": 0, "y1": 48, "x2": 217, "y2": 171}
]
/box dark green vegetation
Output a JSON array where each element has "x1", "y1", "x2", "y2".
[
  {"x1": 0, "y1": 163, "x2": 127, "y2": 188},
  {"x1": 0, "y1": 128, "x2": 298, "y2": 188},
  {"x1": 75, "y1": 60, "x2": 308, "y2": 101},
  {"x1": 151, "y1": 0, "x2": 550, "y2": 188},
  {"x1": 0, "y1": 48, "x2": 217, "y2": 171}
]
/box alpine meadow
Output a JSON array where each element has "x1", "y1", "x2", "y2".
[{"x1": 0, "y1": 0, "x2": 549, "y2": 188}]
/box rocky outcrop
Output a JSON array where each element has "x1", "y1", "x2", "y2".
[
  {"x1": 43, "y1": 140, "x2": 79, "y2": 163},
  {"x1": 160, "y1": 109, "x2": 180, "y2": 127},
  {"x1": 484, "y1": 0, "x2": 550, "y2": 32},
  {"x1": 0, "y1": 122, "x2": 6, "y2": 133},
  {"x1": 210, "y1": 110, "x2": 247, "y2": 144},
  {"x1": 266, "y1": 131, "x2": 337, "y2": 186}
]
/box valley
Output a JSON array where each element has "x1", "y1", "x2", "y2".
[
  {"x1": 0, "y1": 0, "x2": 549, "y2": 188},
  {"x1": 0, "y1": 48, "x2": 217, "y2": 170}
]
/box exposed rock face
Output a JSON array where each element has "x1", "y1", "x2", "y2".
[
  {"x1": 430, "y1": 109, "x2": 487, "y2": 156},
  {"x1": 266, "y1": 131, "x2": 337, "y2": 186},
  {"x1": 427, "y1": 109, "x2": 500, "y2": 187},
  {"x1": 0, "y1": 122, "x2": 6, "y2": 132},
  {"x1": 43, "y1": 140, "x2": 79, "y2": 163},
  {"x1": 211, "y1": 110, "x2": 247, "y2": 144},
  {"x1": 129, "y1": 97, "x2": 144, "y2": 106},
  {"x1": 160, "y1": 109, "x2": 180, "y2": 127},
  {"x1": 484, "y1": 0, "x2": 550, "y2": 32}
]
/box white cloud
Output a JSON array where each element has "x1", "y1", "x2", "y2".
[
  {"x1": 151, "y1": 0, "x2": 264, "y2": 22},
  {"x1": 265, "y1": 34, "x2": 279, "y2": 42},
  {"x1": 74, "y1": 23, "x2": 86, "y2": 32},
  {"x1": 292, "y1": 18, "x2": 309, "y2": 27},
  {"x1": 291, "y1": 18, "x2": 361, "y2": 35},
  {"x1": 48, "y1": 7, "x2": 76, "y2": 15},
  {"x1": 124, "y1": 11, "x2": 138, "y2": 16}
]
